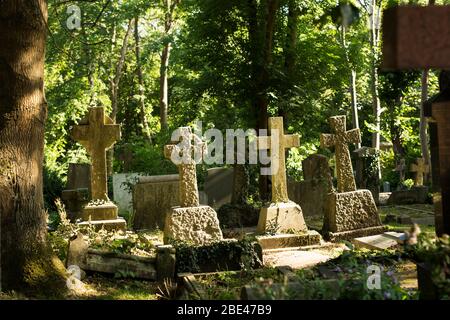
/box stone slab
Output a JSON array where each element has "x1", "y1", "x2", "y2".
[
  {"x1": 262, "y1": 250, "x2": 335, "y2": 269},
  {"x1": 256, "y1": 231, "x2": 322, "y2": 250},
  {"x1": 352, "y1": 234, "x2": 398, "y2": 250},
  {"x1": 257, "y1": 202, "x2": 307, "y2": 234},
  {"x1": 383, "y1": 231, "x2": 407, "y2": 244},
  {"x1": 77, "y1": 217, "x2": 127, "y2": 231},
  {"x1": 81, "y1": 203, "x2": 119, "y2": 221},
  {"x1": 164, "y1": 205, "x2": 223, "y2": 245},
  {"x1": 387, "y1": 186, "x2": 429, "y2": 205},
  {"x1": 324, "y1": 225, "x2": 387, "y2": 242}
]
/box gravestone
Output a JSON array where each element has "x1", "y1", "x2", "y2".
[
  {"x1": 61, "y1": 163, "x2": 91, "y2": 221},
  {"x1": 163, "y1": 127, "x2": 223, "y2": 245},
  {"x1": 255, "y1": 117, "x2": 321, "y2": 247},
  {"x1": 112, "y1": 173, "x2": 141, "y2": 215},
  {"x1": 321, "y1": 115, "x2": 385, "y2": 241},
  {"x1": 394, "y1": 158, "x2": 407, "y2": 190},
  {"x1": 132, "y1": 174, "x2": 180, "y2": 230},
  {"x1": 382, "y1": 4, "x2": 450, "y2": 236},
  {"x1": 410, "y1": 158, "x2": 430, "y2": 187},
  {"x1": 353, "y1": 146, "x2": 380, "y2": 203},
  {"x1": 204, "y1": 167, "x2": 234, "y2": 209},
  {"x1": 288, "y1": 154, "x2": 333, "y2": 217},
  {"x1": 70, "y1": 107, "x2": 126, "y2": 230}
]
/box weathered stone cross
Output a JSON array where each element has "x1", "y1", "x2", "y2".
[
  {"x1": 410, "y1": 158, "x2": 430, "y2": 186},
  {"x1": 164, "y1": 127, "x2": 206, "y2": 208},
  {"x1": 320, "y1": 115, "x2": 361, "y2": 193},
  {"x1": 72, "y1": 107, "x2": 121, "y2": 201},
  {"x1": 257, "y1": 117, "x2": 300, "y2": 203},
  {"x1": 394, "y1": 158, "x2": 406, "y2": 184}
]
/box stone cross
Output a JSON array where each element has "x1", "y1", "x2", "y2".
[
  {"x1": 320, "y1": 115, "x2": 361, "y2": 193},
  {"x1": 72, "y1": 107, "x2": 121, "y2": 201},
  {"x1": 257, "y1": 117, "x2": 300, "y2": 203},
  {"x1": 410, "y1": 158, "x2": 430, "y2": 186},
  {"x1": 382, "y1": 5, "x2": 450, "y2": 235},
  {"x1": 394, "y1": 158, "x2": 406, "y2": 185},
  {"x1": 164, "y1": 127, "x2": 206, "y2": 208}
]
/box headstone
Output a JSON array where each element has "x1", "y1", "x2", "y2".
[
  {"x1": 163, "y1": 127, "x2": 223, "y2": 245},
  {"x1": 383, "y1": 181, "x2": 391, "y2": 193},
  {"x1": 353, "y1": 146, "x2": 380, "y2": 203},
  {"x1": 410, "y1": 158, "x2": 430, "y2": 187},
  {"x1": 71, "y1": 107, "x2": 126, "y2": 230},
  {"x1": 387, "y1": 186, "x2": 429, "y2": 205},
  {"x1": 320, "y1": 115, "x2": 385, "y2": 241},
  {"x1": 256, "y1": 117, "x2": 306, "y2": 233},
  {"x1": 255, "y1": 117, "x2": 321, "y2": 248},
  {"x1": 112, "y1": 173, "x2": 141, "y2": 215},
  {"x1": 382, "y1": 4, "x2": 450, "y2": 236},
  {"x1": 287, "y1": 154, "x2": 333, "y2": 217},
  {"x1": 61, "y1": 163, "x2": 91, "y2": 221},
  {"x1": 132, "y1": 174, "x2": 180, "y2": 230},
  {"x1": 204, "y1": 167, "x2": 234, "y2": 209}
]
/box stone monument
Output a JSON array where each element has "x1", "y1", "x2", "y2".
[
  {"x1": 163, "y1": 127, "x2": 223, "y2": 245},
  {"x1": 71, "y1": 107, "x2": 126, "y2": 230},
  {"x1": 321, "y1": 115, "x2": 385, "y2": 241}
]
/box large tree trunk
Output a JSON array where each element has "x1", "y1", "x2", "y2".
[
  {"x1": 134, "y1": 17, "x2": 152, "y2": 144},
  {"x1": 370, "y1": 0, "x2": 381, "y2": 151},
  {"x1": 0, "y1": 0, "x2": 66, "y2": 295}
]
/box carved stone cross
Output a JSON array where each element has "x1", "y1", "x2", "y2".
[
  {"x1": 320, "y1": 115, "x2": 361, "y2": 193},
  {"x1": 164, "y1": 127, "x2": 206, "y2": 208},
  {"x1": 72, "y1": 107, "x2": 121, "y2": 201},
  {"x1": 410, "y1": 158, "x2": 430, "y2": 186},
  {"x1": 257, "y1": 117, "x2": 300, "y2": 203},
  {"x1": 394, "y1": 158, "x2": 407, "y2": 184}
]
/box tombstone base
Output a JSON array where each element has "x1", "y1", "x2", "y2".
[
  {"x1": 387, "y1": 186, "x2": 430, "y2": 205},
  {"x1": 61, "y1": 188, "x2": 90, "y2": 221},
  {"x1": 77, "y1": 218, "x2": 127, "y2": 231},
  {"x1": 323, "y1": 189, "x2": 384, "y2": 241},
  {"x1": 324, "y1": 226, "x2": 387, "y2": 242},
  {"x1": 80, "y1": 203, "x2": 120, "y2": 221},
  {"x1": 256, "y1": 231, "x2": 322, "y2": 250},
  {"x1": 164, "y1": 205, "x2": 223, "y2": 245},
  {"x1": 257, "y1": 202, "x2": 307, "y2": 234}
]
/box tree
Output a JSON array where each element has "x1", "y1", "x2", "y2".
[{"x1": 0, "y1": 0, "x2": 66, "y2": 294}]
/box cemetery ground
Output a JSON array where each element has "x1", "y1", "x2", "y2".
[{"x1": 0, "y1": 202, "x2": 441, "y2": 300}]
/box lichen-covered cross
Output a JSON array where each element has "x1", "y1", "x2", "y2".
[
  {"x1": 257, "y1": 117, "x2": 300, "y2": 203},
  {"x1": 71, "y1": 107, "x2": 121, "y2": 201},
  {"x1": 320, "y1": 115, "x2": 361, "y2": 193},
  {"x1": 410, "y1": 158, "x2": 429, "y2": 186},
  {"x1": 164, "y1": 127, "x2": 206, "y2": 208}
]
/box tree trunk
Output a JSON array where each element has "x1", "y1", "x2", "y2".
[
  {"x1": 134, "y1": 17, "x2": 152, "y2": 144},
  {"x1": 370, "y1": 0, "x2": 381, "y2": 151},
  {"x1": 0, "y1": 0, "x2": 67, "y2": 295}
]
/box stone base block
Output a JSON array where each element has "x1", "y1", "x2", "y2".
[
  {"x1": 387, "y1": 186, "x2": 429, "y2": 205},
  {"x1": 77, "y1": 217, "x2": 127, "y2": 231},
  {"x1": 324, "y1": 189, "x2": 383, "y2": 234},
  {"x1": 164, "y1": 205, "x2": 223, "y2": 245},
  {"x1": 324, "y1": 226, "x2": 387, "y2": 242},
  {"x1": 257, "y1": 202, "x2": 307, "y2": 234},
  {"x1": 80, "y1": 203, "x2": 119, "y2": 221},
  {"x1": 256, "y1": 231, "x2": 322, "y2": 250}
]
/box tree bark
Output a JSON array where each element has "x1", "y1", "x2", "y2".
[
  {"x1": 0, "y1": 0, "x2": 66, "y2": 295},
  {"x1": 370, "y1": 0, "x2": 381, "y2": 151},
  {"x1": 134, "y1": 16, "x2": 152, "y2": 144}
]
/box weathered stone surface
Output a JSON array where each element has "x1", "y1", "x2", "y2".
[
  {"x1": 132, "y1": 175, "x2": 180, "y2": 230},
  {"x1": 62, "y1": 163, "x2": 91, "y2": 221},
  {"x1": 257, "y1": 202, "x2": 307, "y2": 234},
  {"x1": 156, "y1": 245, "x2": 176, "y2": 281},
  {"x1": 112, "y1": 173, "x2": 141, "y2": 215},
  {"x1": 320, "y1": 115, "x2": 360, "y2": 193},
  {"x1": 217, "y1": 203, "x2": 259, "y2": 228},
  {"x1": 387, "y1": 186, "x2": 429, "y2": 205},
  {"x1": 256, "y1": 231, "x2": 322, "y2": 250},
  {"x1": 324, "y1": 190, "x2": 382, "y2": 233},
  {"x1": 164, "y1": 205, "x2": 223, "y2": 245},
  {"x1": 78, "y1": 218, "x2": 127, "y2": 231},
  {"x1": 288, "y1": 154, "x2": 333, "y2": 217},
  {"x1": 257, "y1": 117, "x2": 300, "y2": 203},
  {"x1": 382, "y1": 5, "x2": 450, "y2": 70},
  {"x1": 410, "y1": 158, "x2": 430, "y2": 187},
  {"x1": 66, "y1": 232, "x2": 89, "y2": 268},
  {"x1": 81, "y1": 203, "x2": 119, "y2": 221},
  {"x1": 325, "y1": 226, "x2": 387, "y2": 242},
  {"x1": 352, "y1": 234, "x2": 398, "y2": 250},
  {"x1": 66, "y1": 163, "x2": 91, "y2": 190},
  {"x1": 204, "y1": 167, "x2": 234, "y2": 209}
]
